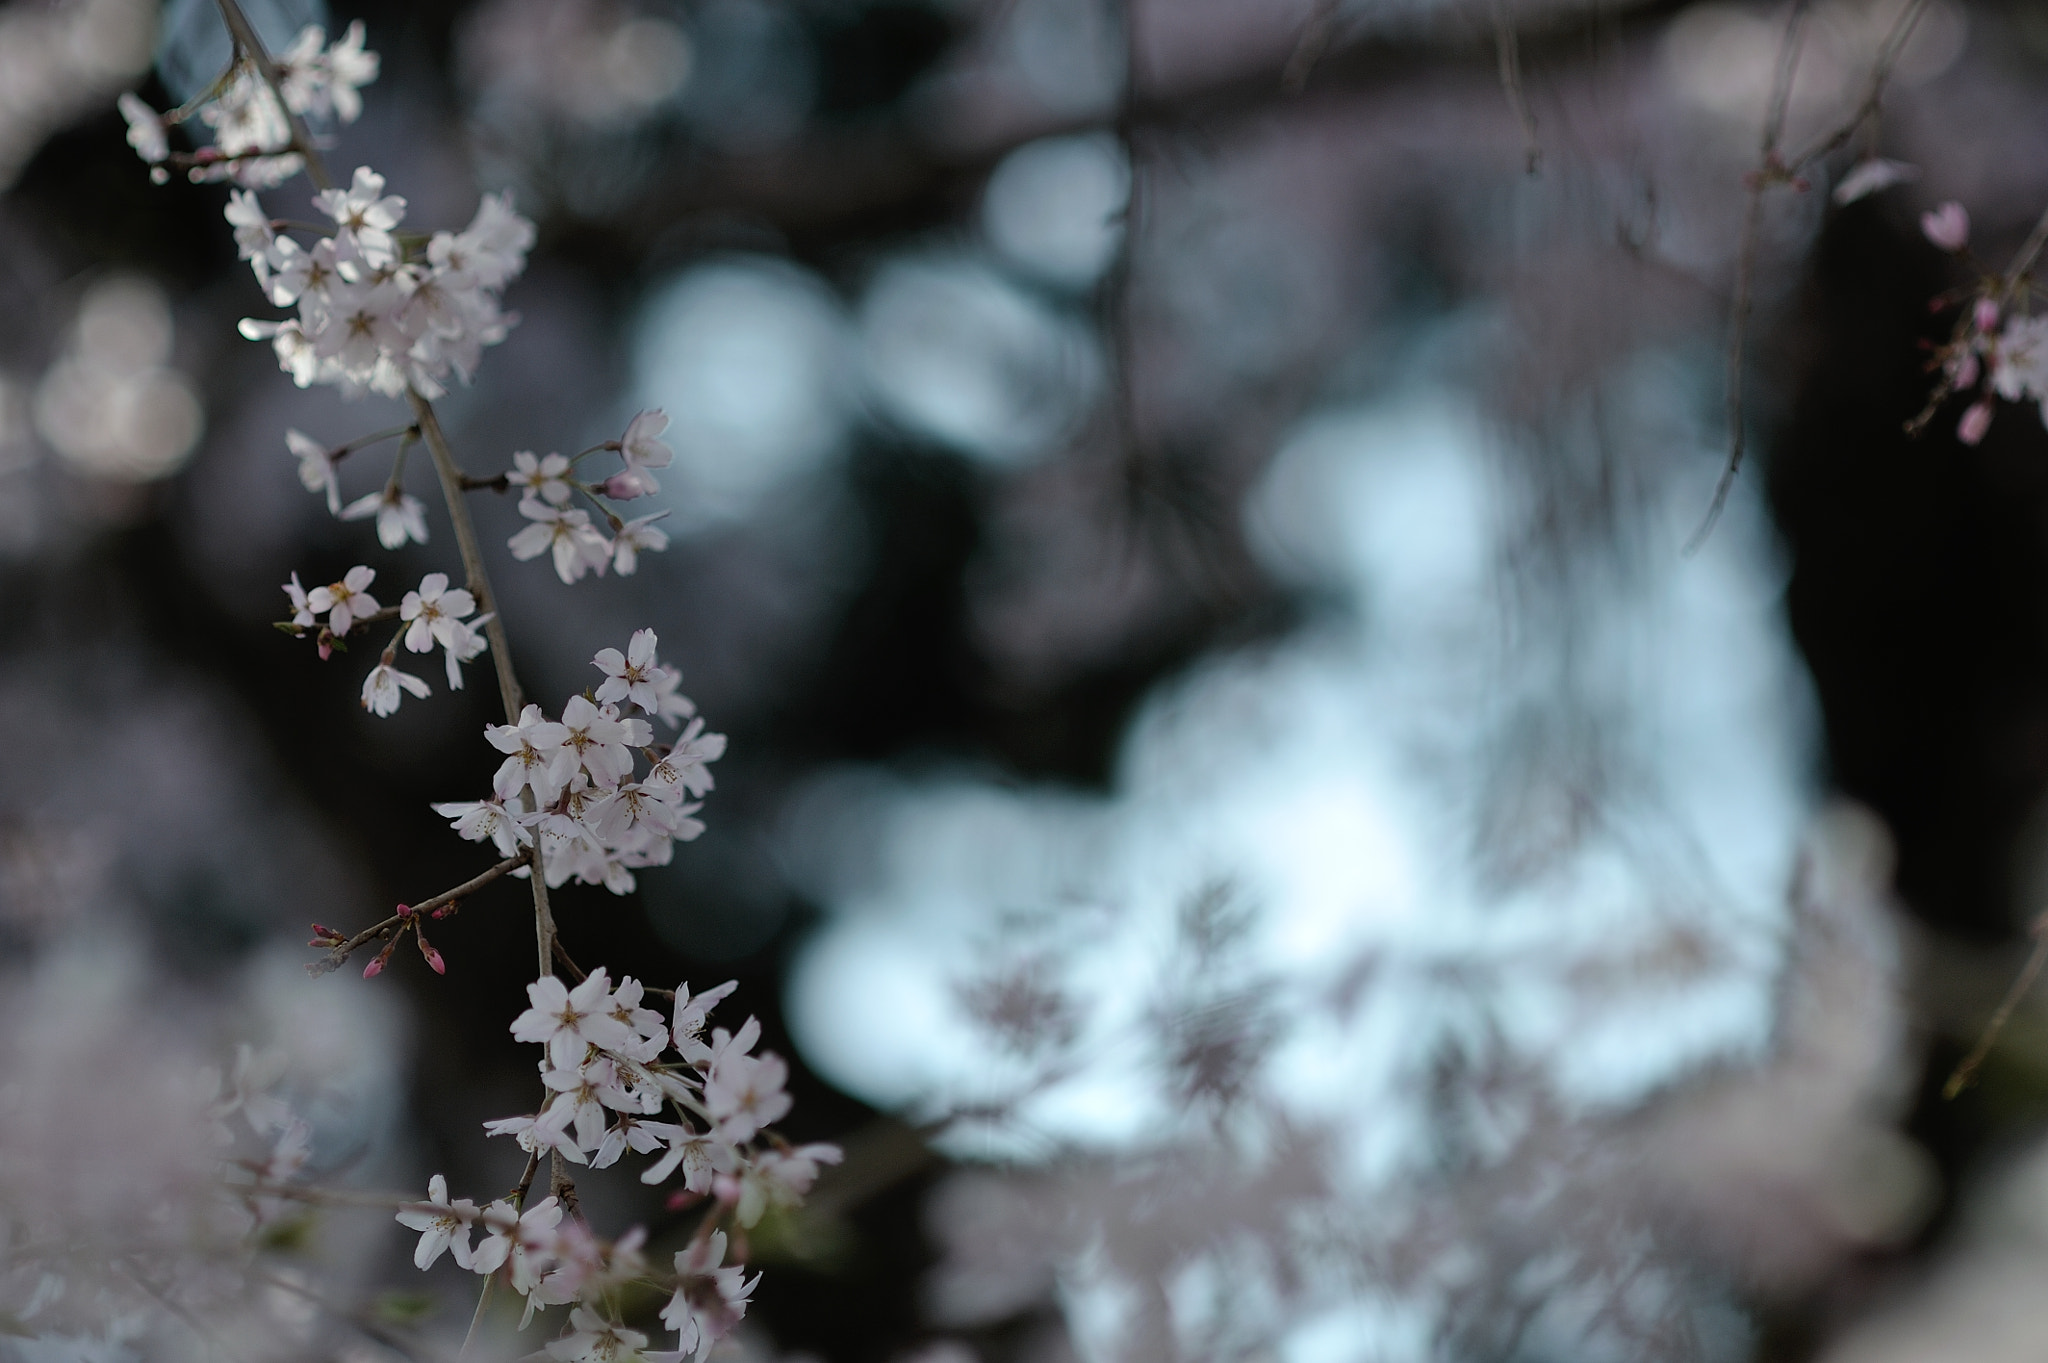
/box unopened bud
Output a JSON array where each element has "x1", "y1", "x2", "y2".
[
  {"x1": 1958, "y1": 399, "x2": 1994, "y2": 446},
  {"x1": 1975, "y1": 297, "x2": 2001, "y2": 333}
]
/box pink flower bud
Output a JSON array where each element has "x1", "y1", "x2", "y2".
[
  {"x1": 1922, "y1": 201, "x2": 1970, "y2": 252},
  {"x1": 415, "y1": 925, "x2": 445, "y2": 974},
  {"x1": 1952, "y1": 349, "x2": 1981, "y2": 390},
  {"x1": 601, "y1": 470, "x2": 655, "y2": 500},
  {"x1": 1975, "y1": 297, "x2": 2001, "y2": 333},
  {"x1": 395, "y1": 902, "x2": 413, "y2": 918},
  {"x1": 362, "y1": 954, "x2": 385, "y2": 979},
  {"x1": 1958, "y1": 400, "x2": 1994, "y2": 445}
]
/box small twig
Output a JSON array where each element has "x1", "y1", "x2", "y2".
[
  {"x1": 212, "y1": 0, "x2": 333, "y2": 192},
  {"x1": 1947, "y1": 911, "x2": 2048, "y2": 1098},
  {"x1": 1686, "y1": 0, "x2": 1810, "y2": 554},
  {"x1": 1787, "y1": 0, "x2": 1934, "y2": 173},
  {"x1": 1281, "y1": 0, "x2": 1339, "y2": 94},
  {"x1": 306, "y1": 851, "x2": 532, "y2": 976},
  {"x1": 459, "y1": 472, "x2": 509, "y2": 492},
  {"x1": 1489, "y1": 0, "x2": 1540, "y2": 175}
]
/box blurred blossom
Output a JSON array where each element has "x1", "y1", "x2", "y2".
[
  {"x1": 781, "y1": 368, "x2": 1883, "y2": 1354},
  {"x1": 33, "y1": 276, "x2": 203, "y2": 483},
  {"x1": 982, "y1": 133, "x2": 1129, "y2": 290},
  {"x1": 154, "y1": 0, "x2": 325, "y2": 103},
  {"x1": 631, "y1": 256, "x2": 855, "y2": 525},
  {"x1": 858, "y1": 254, "x2": 1102, "y2": 466},
  {"x1": 0, "y1": 0, "x2": 153, "y2": 189},
  {"x1": 459, "y1": 0, "x2": 692, "y2": 130}
]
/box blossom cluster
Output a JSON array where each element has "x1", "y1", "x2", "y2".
[
  {"x1": 506, "y1": 410, "x2": 676, "y2": 583},
  {"x1": 119, "y1": 22, "x2": 377, "y2": 188},
  {"x1": 1917, "y1": 201, "x2": 2048, "y2": 445},
  {"x1": 433, "y1": 628, "x2": 724, "y2": 893},
  {"x1": 225, "y1": 167, "x2": 536, "y2": 400},
  {"x1": 281, "y1": 565, "x2": 492, "y2": 712},
  {"x1": 396, "y1": 968, "x2": 839, "y2": 1356}
]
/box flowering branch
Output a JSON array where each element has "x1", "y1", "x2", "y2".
[{"x1": 105, "y1": 8, "x2": 835, "y2": 1358}]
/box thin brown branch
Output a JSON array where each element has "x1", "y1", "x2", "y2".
[
  {"x1": 406, "y1": 391, "x2": 557, "y2": 978},
  {"x1": 211, "y1": 0, "x2": 333, "y2": 192},
  {"x1": 1281, "y1": 0, "x2": 1340, "y2": 94},
  {"x1": 1788, "y1": 0, "x2": 1934, "y2": 172},
  {"x1": 1490, "y1": 0, "x2": 1540, "y2": 174},
  {"x1": 1685, "y1": 0, "x2": 1810, "y2": 554},
  {"x1": 306, "y1": 851, "x2": 532, "y2": 976},
  {"x1": 1948, "y1": 911, "x2": 2048, "y2": 1098}
]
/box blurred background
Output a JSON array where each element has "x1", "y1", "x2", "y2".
[{"x1": 10, "y1": 0, "x2": 2048, "y2": 1358}]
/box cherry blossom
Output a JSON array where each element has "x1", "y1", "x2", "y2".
[
  {"x1": 512, "y1": 969, "x2": 639, "y2": 1069},
  {"x1": 1922, "y1": 201, "x2": 1970, "y2": 252},
  {"x1": 362, "y1": 662, "x2": 431, "y2": 716},
  {"x1": 400, "y1": 572, "x2": 477, "y2": 653},
  {"x1": 395, "y1": 1174, "x2": 478, "y2": 1270},
  {"x1": 611, "y1": 513, "x2": 671, "y2": 574},
  {"x1": 510, "y1": 501, "x2": 613, "y2": 583},
  {"x1": 341, "y1": 485, "x2": 429, "y2": 549},
  {"x1": 117, "y1": 93, "x2": 166, "y2": 170},
  {"x1": 511, "y1": 451, "x2": 575, "y2": 505},
  {"x1": 315, "y1": 166, "x2": 406, "y2": 271},
  {"x1": 486, "y1": 703, "x2": 572, "y2": 804},
  {"x1": 282, "y1": 572, "x2": 316, "y2": 628},
  {"x1": 431, "y1": 797, "x2": 532, "y2": 857},
  {"x1": 593, "y1": 630, "x2": 665, "y2": 713},
  {"x1": 286, "y1": 428, "x2": 339, "y2": 512},
  {"x1": 306, "y1": 565, "x2": 378, "y2": 635},
  {"x1": 546, "y1": 1307, "x2": 650, "y2": 1363}
]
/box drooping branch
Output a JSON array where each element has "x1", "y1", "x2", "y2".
[{"x1": 305, "y1": 850, "x2": 532, "y2": 976}]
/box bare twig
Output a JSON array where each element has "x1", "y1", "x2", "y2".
[
  {"x1": 1489, "y1": 0, "x2": 1540, "y2": 174},
  {"x1": 1685, "y1": 0, "x2": 1810, "y2": 555},
  {"x1": 1282, "y1": 0, "x2": 1340, "y2": 93},
  {"x1": 306, "y1": 851, "x2": 532, "y2": 976},
  {"x1": 1947, "y1": 912, "x2": 2048, "y2": 1096},
  {"x1": 211, "y1": 0, "x2": 332, "y2": 193}
]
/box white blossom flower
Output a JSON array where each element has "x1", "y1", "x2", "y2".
[
  {"x1": 643, "y1": 666, "x2": 697, "y2": 727},
  {"x1": 117, "y1": 93, "x2": 167, "y2": 166},
  {"x1": 486, "y1": 704, "x2": 572, "y2": 804},
  {"x1": 282, "y1": 572, "x2": 316, "y2": 628},
  {"x1": 467, "y1": 1198, "x2": 522, "y2": 1275},
  {"x1": 431, "y1": 797, "x2": 532, "y2": 857},
  {"x1": 440, "y1": 614, "x2": 491, "y2": 688},
  {"x1": 314, "y1": 165, "x2": 406, "y2": 271},
  {"x1": 286, "y1": 428, "x2": 339, "y2": 512},
  {"x1": 400, "y1": 572, "x2": 477, "y2": 653},
  {"x1": 621, "y1": 409, "x2": 673, "y2": 472},
  {"x1": 593, "y1": 630, "x2": 664, "y2": 713},
  {"x1": 341, "y1": 485, "x2": 429, "y2": 549},
  {"x1": 306, "y1": 564, "x2": 378, "y2": 634},
  {"x1": 611, "y1": 513, "x2": 671, "y2": 574},
  {"x1": 483, "y1": 1107, "x2": 588, "y2": 1169},
  {"x1": 395, "y1": 1174, "x2": 478, "y2": 1270},
  {"x1": 509, "y1": 501, "x2": 612, "y2": 583},
  {"x1": 547, "y1": 1306, "x2": 649, "y2": 1363},
  {"x1": 362, "y1": 662, "x2": 431, "y2": 716},
  {"x1": 659, "y1": 1232, "x2": 755, "y2": 1360},
  {"x1": 510, "y1": 451, "x2": 574, "y2": 505},
  {"x1": 557, "y1": 695, "x2": 636, "y2": 788},
  {"x1": 670, "y1": 981, "x2": 738, "y2": 1065},
  {"x1": 1832, "y1": 157, "x2": 1917, "y2": 206},
  {"x1": 224, "y1": 189, "x2": 276, "y2": 262},
  {"x1": 644, "y1": 718, "x2": 726, "y2": 800},
  {"x1": 704, "y1": 1049, "x2": 791, "y2": 1144},
  {"x1": 320, "y1": 21, "x2": 380, "y2": 123},
  {"x1": 511, "y1": 969, "x2": 638, "y2": 1069}
]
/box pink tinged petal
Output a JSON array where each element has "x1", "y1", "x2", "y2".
[
  {"x1": 1958, "y1": 400, "x2": 1994, "y2": 445},
  {"x1": 1921, "y1": 201, "x2": 1969, "y2": 252}
]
